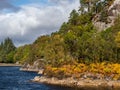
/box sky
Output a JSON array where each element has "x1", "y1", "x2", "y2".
[{"x1": 0, "y1": 0, "x2": 79, "y2": 47}]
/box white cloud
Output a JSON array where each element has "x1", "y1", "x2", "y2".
[{"x1": 0, "y1": 0, "x2": 79, "y2": 46}]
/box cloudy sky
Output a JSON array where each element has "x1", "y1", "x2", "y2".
[{"x1": 0, "y1": 0, "x2": 79, "y2": 46}]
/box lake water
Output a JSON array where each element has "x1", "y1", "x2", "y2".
[
  {"x1": 0, "y1": 67, "x2": 120, "y2": 90},
  {"x1": 0, "y1": 66, "x2": 75, "y2": 90}
]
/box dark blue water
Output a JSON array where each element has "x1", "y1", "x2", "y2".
[{"x1": 0, "y1": 67, "x2": 74, "y2": 90}]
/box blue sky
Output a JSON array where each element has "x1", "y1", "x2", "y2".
[
  {"x1": 12, "y1": 0, "x2": 32, "y2": 6},
  {"x1": 11, "y1": 0, "x2": 47, "y2": 6},
  {"x1": 0, "y1": 0, "x2": 79, "y2": 46}
]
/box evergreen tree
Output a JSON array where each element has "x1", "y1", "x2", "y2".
[{"x1": 0, "y1": 37, "x2": 16, "y2": 63}]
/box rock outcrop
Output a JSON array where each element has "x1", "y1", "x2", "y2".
[
  {"x1": 93, "y1": 0, "x2": 120, "y2": 31},
  {"x1": 20, "y1": 59, "x2": 44, "y2": 72}
]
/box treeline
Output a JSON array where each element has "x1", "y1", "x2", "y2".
[
  {"x1": 2, "y1": 0, "x2": 120, "y2": 67},
  {"x1": 0, "y1": 38, "x2": 16, "y2": 63}
]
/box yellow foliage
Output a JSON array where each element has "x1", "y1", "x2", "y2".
[
  {"x1": 52, "y1": 67, "x2": 58, "y2": 71},
  {"x1": 74, "y1": 67, "x2": 81, "y2": 73},
  {"x1": 44, "y1": 62, "x2": 120, "y2": 80},
  {"x1": 113, "y1": 74, "x2": 120, "y2": 80}
]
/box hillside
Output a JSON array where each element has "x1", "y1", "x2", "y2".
[
  {"x1": 2, "y1": 0, "x2": 120, "y2": 80},
  {"x1": 14, "y1": 0, "x2": 120, "y2": 66},
  {"x1": 14, "y1": 0, "x2": 120, "y2": 64}
]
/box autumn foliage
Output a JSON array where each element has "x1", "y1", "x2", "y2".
[{"x1": 44, "y1": 62, "x2": 120, "y2": 80}]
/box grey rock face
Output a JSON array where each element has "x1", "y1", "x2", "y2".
[
  {"x1": 20, "y1": 59, "x2": 44, "y2": 72},
  {"x1": 93, "y1": 0, "x2": 120, "y2": 31}
]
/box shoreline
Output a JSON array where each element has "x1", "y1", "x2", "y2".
[
  {"x1": 32, "y1": 76, "x2": 120, "y2": 89},
  {"x1": 0, "y1": 63, "x2": 21, "y2": 67},
  {"x1": 20, "y1": 68, "x2": 39, "y2": 72}
]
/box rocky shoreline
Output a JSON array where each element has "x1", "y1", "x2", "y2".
[
  {"x1": 19, "y1": 63, "x2": 120, "y2": 89},
  {"x1": 0, "y1": 63, "x2": 21, "y2": 66},
  {"x1": 32, "y1": 76, "x2": 120, "y2": 90},
  {"x1": 19, "y1": 59, "x2": 120, "y2": 89},
  {"x1": 19, "y1": 68, "x2": 39, "y2": 72},
  {"x1": 20, "y1": 59, "x2": 44, "y2": 72}
]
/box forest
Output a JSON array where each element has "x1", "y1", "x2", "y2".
[{"x1": 1, "y1": 0, "x2": 120, "y2": 80}]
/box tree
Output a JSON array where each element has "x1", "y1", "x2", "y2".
[
  {"x1": 0, "y1": 37, "x2": 16, "y2": 63},
  {"x1": 80, "y1": 0, "x2": 92, "y2": 13},
  {"x1": 69, "y1": 9, "x2": 79, "y2": 25},
  {"x1": 44, "y1": 34, "x2": 66, "y2": 67},
  {"x1": 3, "y1": 37, "x2": 16, "y2": 54},
  {"x1": 59, "y1": 22, "x2": 69, "y2": 34}
]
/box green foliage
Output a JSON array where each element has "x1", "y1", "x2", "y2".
[
  {"x1": 43, "y1": 34, "x2": 66, "y2": 67},
  {"x1": 14, "y1": 45, "x2": 33, "y2": 64},
  {"x1": 12, "y1": 1, "x2": 120, "y2": 67},
  {"x1": 6, "y1": 51, "x2": 15, "y2": 63},
  {"x1": 69, "y1": 9, "x2": 79, "y2": 25},
  {"x1": 0, "y1": 37, "x2": 16, "y2": 63},
  {"x1": 59, "y1": 22, "x2": 70, "y2": 34},
  {"x1": 115, "y1": 32, "x2": 120, "y2": 48}
]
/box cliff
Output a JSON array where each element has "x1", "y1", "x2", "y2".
[{"x1": 93, "y1": 0, "x2": 120, "y2": 31}]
